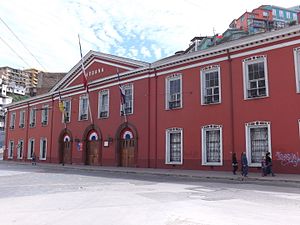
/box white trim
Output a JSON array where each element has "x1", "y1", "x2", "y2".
[
  {"x1": 9, "y1": 105, "x2": 27, "y2": 111},
  {"x1": 294, "y1": 47, "x2": 300, "y2": 93},
  {"x1": 165, "y1": 74, "x2": 182, "y2": 110},
  {"x1": 65, "y1": 59, "x2": 136, "y2": 89},
  {"x1": 231, "y1": 39, "x2": 300, "y2": 60},
  {"x1": 200, "y1": 65, "x2": 221, "y2": 105},
  {"x1": 39, "y1": 137, "x2": 47, "y2": 160},
  {"x1": 8, "y1": 140, "x2": 14, "y2": 159},
  {"x1": 9, "y1": 112, "x2": 16, "y2": 129},
  {"x1": 61, "y1": 99, "x2": 71, "y2": 123},
  {"x1": 245, "y1": 121, "x2": 272, "y2": 167},
  {"x1": 78, "y1": 94, "x2": 89, "y2": 121},
  {"x1": 242, "y1": 55, "x2": 269, "y2": 100},
  {"x1": 98, "y1": 89, "x2": 110, "y2": 119},
  {"x1": 41, "y1": 105, "x2": 49, "y2": 126},
  {"x1": 17, "y1": 139, "x2": 24, "y2": 159},
  {"x1": 27, "y1": 138, "x2": 35, "y2": 160},
  {"x1": 120, "y1": 83, "x2": 134, "y2": 115},
  {"x1": 29, "y1": 99, "x2": 52, "y2": 107},
  {"x1": 165, "y1": 128, "x2": 183, "y2": 165},
  {"x1": 19, "y1": 110, "x2": 25, "y2": 128},
  {"x1": 201, "y1": 125, "x2": 223, "y2": 166}
]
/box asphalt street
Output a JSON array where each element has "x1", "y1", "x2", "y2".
[{"x1": 0, "y1": 163, "x2": 299, "y2": 225}]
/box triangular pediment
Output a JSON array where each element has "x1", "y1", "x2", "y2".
[{"x1": 51, "y1": 51, "x2": 149, "y2": 92}]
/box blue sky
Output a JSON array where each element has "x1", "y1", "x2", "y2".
[{"x1": 0, "y1": 0, "x2": 299, "y2": 72}]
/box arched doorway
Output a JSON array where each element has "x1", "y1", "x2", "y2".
[
  {"x1": 85, "y1": 130, "x2": 101, "y2": 165},
  {"x1": 116, "y1": 124, "x2": 138, "y2": 167},
  {"x1": 58, "y1": 129, "x2": 73, "y2": 165}
]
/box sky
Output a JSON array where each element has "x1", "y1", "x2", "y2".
[{"x1": 0, "y1": 0, "x2": 299, "y2": 72}]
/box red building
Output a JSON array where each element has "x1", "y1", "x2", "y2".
[{"x1": 4, "y1": 25, "x2": 300, "y2": 174}]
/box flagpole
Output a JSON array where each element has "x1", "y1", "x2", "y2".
[
  {"x1": 117, "y1": 68, "x2": 127, "y2": 123},
  {"x1": 78, "y1": 34, "x2": 93, "y2": 125}
]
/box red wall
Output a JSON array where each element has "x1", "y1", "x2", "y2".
[{"x1": 5, "y1": 33, "x2": 300, "y2": 174}]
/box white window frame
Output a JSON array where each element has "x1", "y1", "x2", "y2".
[
  {"x1": 79, "y1": 95, "x2": 89, "y2": 121},
  {"x1": 279, "y1": 10, "x2": 284, "y2": 18},
  {"x1": 201, "y1": 65, "x2": 221, "y2": 105},
  {"x1": 201, "y1": 125, "x2": 223, "y2": 166},
  {"x1": 8, "y1": 140, "x2": 14, "y2": 159},
  {"x1": 41, "y1": 105, "x2": 49, "y2": 126},
  {"x1": 165, "y1": 128, "x2": 183, "y2": 165},
  {"x1": 120, "y1": 84, "x2": 134, "y2": 115},
  {"x1": 286, "y1": 11, "x2": 291, "y2": 19},
  {"x1": 62, "y1": 99, "x2": 71, "y2": 123},
  {"x1": 17, "y1": 139, "x2": 24, "y2": 159},
  {"x1": 27, "y1": 138, "x2": 35, "y2": 159},
  {"x1": 9, "y1": 112, "x2": 16, "y2": 129},
  {"x1": 272, "y1": 9, "x2": 276, "y2": 16},
  {"x1": 293, "y1": 47, "x2": 300, "y2": 93},
  {"x1": 98, "y1": 89, "x2": 109, "y2": 118},
  {"x1": 29, "y1": 108, "x2": 36, "y2": 127},
  {"x1": 243, "y1": 55, "x2": 269, "y2": 100},
  {"x1": 19, "y1": 110, "x2": 25, "y2": 128},
  {"x1": 165, "y1": 74, "x2": 182, "y2": 110},
  {"x1": 39, "y1": 138, "x2": 47, "y2": 160},
  {"x1": 245, "y1": 121, "x2": 272, "y2": 167},
  {"x1": 293, "y1": 13, "x2": 297, "y2": 21}
]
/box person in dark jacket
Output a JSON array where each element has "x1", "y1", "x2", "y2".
[
  {"x1": 266, "y1": 152, "x2": 275, "y2": 176},
  {"x1": 232, "y1": 153, "x2": 238, "y2": 175},
  {"x1": 241, "y1": 152, "x2": 248, "y2": 177}
]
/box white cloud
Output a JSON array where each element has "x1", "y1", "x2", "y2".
[
  {"x1": 140, "y1": 46, "x2": 151, "y2": 58},
  {"x1": 0, "y1": 0, "x2": 299, "y2": 71}
]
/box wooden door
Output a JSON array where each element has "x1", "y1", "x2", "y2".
[
  {"x1": 63, "y1": 141, "x2": 71, "y2": 164},
  {"x1": 120, "y1": 139, "x2": 135, "y2": 167},
  {"x1": 86, "y1": 141, "x2": 99, "y2": 165}
]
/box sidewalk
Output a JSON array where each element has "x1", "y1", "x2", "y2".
[{"x1": 2, "y1": 160, "x2": 300, "y2": 186}]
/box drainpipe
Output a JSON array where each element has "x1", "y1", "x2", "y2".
[
  {"x1": 227, "y1": 49, "x2": 235, "y2": 155},
  {"x1": 49, "y1": 94, "x2": 54, "y2": 163},
  {"x1": 147, "y1": 65, "x2": 151, "y2": 168},
  {"x1": 25, "y1": 102, "x2": 30, "y2": 161},
  {"x1": 154, "y1": 68, "x2": 158, "y2": 168}
]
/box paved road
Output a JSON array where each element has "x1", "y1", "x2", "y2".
[{"x1": 0, "y1": 163, "x2": 299, "y2": 225}]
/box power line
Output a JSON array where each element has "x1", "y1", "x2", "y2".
[
  {"x1": 0, "y1": 16, "x2": 47, "y2": 71},
  {"x1": 0, "y1": 35, "x2": 31, "y2": 68}
]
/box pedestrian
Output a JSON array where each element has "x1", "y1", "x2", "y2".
[
  {"x1": 32, "y1": 153, "x2": 36, "y2": 165},
  {"x1": 241, "y1": 152, "x2": 248, "y2": 177},
  {"x1": 265, "y1": 152, "x2": 275, "y2": 176},
  {"x1": 232, "y1": 152, "x2": 238, "y2": 175},
  {"x1": 261, "y1": 155, "x2": 267, "y2": 176}
]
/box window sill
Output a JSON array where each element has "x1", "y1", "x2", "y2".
[
  {"x1": 165, "y1": 162, "x2": 183, "y2": 165},
  {"x1": 201, "y1": 101, "x2": 221, "y2": 106},
  {"x1": 244, "y1": 95, "x2": 269, "y2": 101},
  {"x1": 202, "y1": 162, "x2": 223, "y2": 166}
]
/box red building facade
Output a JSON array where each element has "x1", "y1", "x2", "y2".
[{"x1": 5, "y1": 25, "x2": 300, "y2": 174}]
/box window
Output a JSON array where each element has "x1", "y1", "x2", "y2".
[
  {"x1": 286, "y1": 11, "x2": 291, "y2": 19},
  {"x1": 27, "y1": 138, "x2": 35, "y2": 159},
  {"x1": 263, "y1": 11, "x2": 269, "y2": 17},
  {"x1": 41, "y1": 105, "x2": 49, "y2": 126},
  {"x1": 120, "y1": 84, "x2": 133, "y2": 115},
  {"x1": 19, "y1": 110, "x2": 25, "y2": 128},
  {"x1": 245, "y1": 121, "x2": 271, "y2": 166},
  {"x1": 62, "y1": 99, "x2": 71, "y2": 123},
  {"x1": 17, "y1": 139, "x2": 24, "y2": 159},
  {"x1": 293, "y1": 13, "x2": 297, "y2": 21},
  {"x1": 243, "y1": 56, "x2": 268, "y2": 99},
  {"x1": 79, "y1": 95, "x2": 88, "y2": 121},
  {"x1": 166, "y1": 74, "x2": 182, "y2": 110},
  {"x1": 294, "y1": 48, "x2": 300, "y2": 92},
  {"x1": 8, "y1": 140, "x2": 14, "y2": 159},
  {"x1": 279, "y1": 10, "x2": 284, "y2": 18},
  {"x1": 201, "y1": 66, "x2": 221, "y2": 105},
  {"x1": 29, "y1": 108, "x2": 36, "y2": 127},
  {"x1": 9, "y1": 112, "x2": 16, "y2": 129},
  {"x1": 39, "y1": 138, "x2": 47, "y2": 160},
  {"x1": 202, "y1": 125, "x2": 222, "y2": 165},
  {"x1": 98, "y1": 90, "x2": 109, "y2": 118},
  {"x1": 272, "y1": 9, "x2": 276, "y2": 16},
  {"x1": 166, "y1": 128, "x2": 183, "y2": 164}
]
